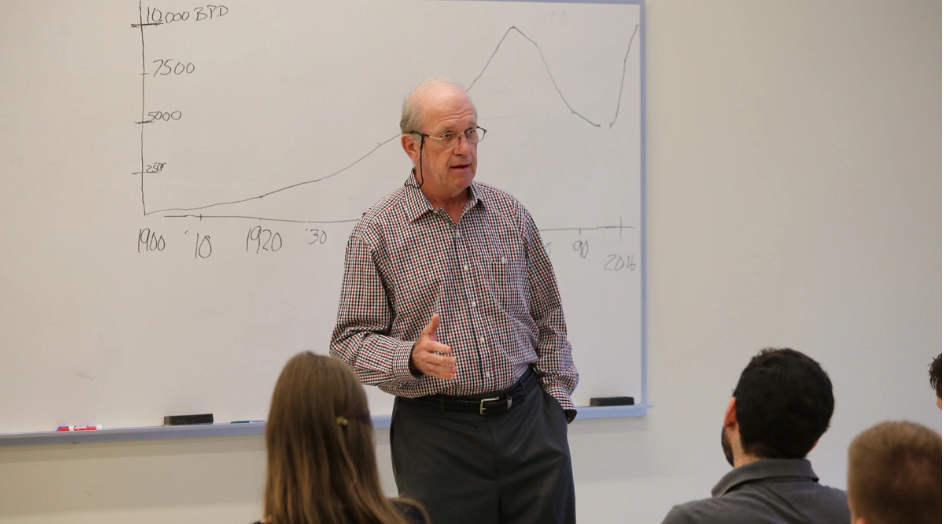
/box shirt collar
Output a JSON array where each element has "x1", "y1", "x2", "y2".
[
  {"x1": 402, "y1": 170, "x2": 483, "y2": 223},
  {"x1": 711, "y1": 459, "x2": 819, "y2": 497}
]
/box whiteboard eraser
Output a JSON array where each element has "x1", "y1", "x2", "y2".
[
  {"x1": 163, "y1": 414, "x2": 214, "y2": 426},
  {"x1": 589, "y1": 397, "x2": 634, "y2": 406}
]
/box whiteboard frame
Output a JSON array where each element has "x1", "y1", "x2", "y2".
[
  {"x1": 0, "y1": 404, "x2": 653, "y2": 447},
  {"x1": 0, "y1": 0, "x2": 647, "y2": 446}
]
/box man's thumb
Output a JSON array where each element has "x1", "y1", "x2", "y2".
[{"x1": 423, "y1": 313, "x2": 441, "y2": 337}]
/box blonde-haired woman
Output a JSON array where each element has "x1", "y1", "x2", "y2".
[{"x1": 254, "y1": 352, "x2": 429, "y2": 524}]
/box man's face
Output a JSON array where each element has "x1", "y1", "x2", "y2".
[
  {"x1": 936, "y1": 396, "x2": 941, "y2": 410},
  {"x1": 415, "y1": 88, "x2": 478, "y2": 200}
]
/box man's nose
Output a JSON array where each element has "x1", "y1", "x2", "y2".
[{"x1": 453, "y1": 134, "x2": 472, "y2": 154}]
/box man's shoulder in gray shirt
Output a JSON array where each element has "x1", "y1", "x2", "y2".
[{"x1": 661, "y1": 459, "x2": 850, "y2": 524}]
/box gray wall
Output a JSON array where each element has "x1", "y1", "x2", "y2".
[{"x1": 0, "y1": 1, "x2": 939, "y2": 522}]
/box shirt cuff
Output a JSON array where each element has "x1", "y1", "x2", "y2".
[
  {"x1": 391, "y1": 340, "x2": 421, "y2": 381},
  {"x1": 543, "y1": 384, "x2": 577, "y2": 421}
]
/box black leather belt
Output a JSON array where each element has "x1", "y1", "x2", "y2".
[{"x1": 409, "y1": 368, "x2": 535, "y2": 416}]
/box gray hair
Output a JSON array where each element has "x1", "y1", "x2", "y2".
[{"x1": 400, "y1": 78, "x2": 473, "y2": 135}]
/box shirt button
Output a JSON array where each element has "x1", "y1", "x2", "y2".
[
  {"x1": 471, "y1": 301, "x2": 477, "y2": 307},
  {"x1": 485, "y1": 371, "x2": 491, "y2": 379},
  {"x1": 463, "y1": 264, "x2": 469, "y2": 271},
  {"x1": 479, "y1": 336, "x2": 485, "y2": 344},
  {"x1": 500, "y1": 256, "x2": 507, "y2": 264}
]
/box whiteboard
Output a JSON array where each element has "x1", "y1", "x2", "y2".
[{"x1": 0, "y1": 0, "x2": 643, "y2": 432}]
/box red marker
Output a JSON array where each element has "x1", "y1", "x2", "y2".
[{"x1": 57, "y1": 425, "x2": 102, "y2": 432}]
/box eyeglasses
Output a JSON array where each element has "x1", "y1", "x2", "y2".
[{"x1": 409, "y1": 126, "x2": 487, "y2": 148}]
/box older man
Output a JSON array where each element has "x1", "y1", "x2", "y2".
[{"x1": 330, "y1": 78, "x2": 578, "y2": 524}]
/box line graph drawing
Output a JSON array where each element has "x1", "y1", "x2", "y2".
[
  {"x1": 146, "y1": 134, "x2": 401, "y2": 216},
  {"x1": 136, "y1": 0, "x2": 147, "y2": 215},
  {"x1": 133, "y1": 19, "x2": 641, "y2": 223},
  {"x1": 609, "y1": 24, "x2": 639, "y2": 129},
  {"x1": 159, "y1": 213, "x2": 635, "y2": 242},
  {"x1": 160, "y1": 215, "x2": 636, "y2": 233},
  {"x1": 162, "y1": 214, "x2": 363, "y2": 225},
  {"x1": 470, "y1": 26, "x2": 601, "y2": 128}
]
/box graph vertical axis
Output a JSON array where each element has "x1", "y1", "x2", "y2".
[{"x1": 137, "y1": 0, "x2": 147, "y2": 216}]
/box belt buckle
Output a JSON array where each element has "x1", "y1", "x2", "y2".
[
  {"x1": 479, "y1": 396, "x2": 500, "y2": 415},
  {"x1": 479, "y1": 396, "x2": 512, "y2": 415}
]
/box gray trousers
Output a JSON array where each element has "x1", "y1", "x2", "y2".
[{"x1": 390, "y1": 370, "x2": 576, "y2": 524}]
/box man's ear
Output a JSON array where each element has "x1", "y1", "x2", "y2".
[
  {"x1": 847, "y1": 498, "x2": 871, "y2": 524},
  {"x1": 401, "y1": 133, "x2": 420, "y2": 164},
  {"x1": 723, "y1": 397, "x2": 737, "y2": 429},
  {"x1": 808, "y1": 438, "x2": 819, "y2": 453}
]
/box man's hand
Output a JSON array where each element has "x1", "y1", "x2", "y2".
[{"x1": 410, "y1": 314, "x2": 457, "y2": 380}]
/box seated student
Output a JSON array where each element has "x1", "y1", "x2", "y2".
[
  {"x1": 928, "y1": 353, "x2": 941, "y2": 409},
  {"x1": 254, "y1": 351, "x2": 429, "y2": 524},
  {"x1": 847, "y1": 421, "x2": 941, "y2": 524},
  {"x1": 661, "y1": 348, "x2": 849, "y2": 524}
]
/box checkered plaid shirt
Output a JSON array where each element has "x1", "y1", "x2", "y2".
[{"x1": 330, "y1": 172, "x2": 578, "y2": 413}]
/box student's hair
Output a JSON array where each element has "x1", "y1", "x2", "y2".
[
  {"x1": 264, "y1": 352, "x2": 425, "y2": 524},
  {"x1": 929, "y1": 353, "x2": 941, "y2": 398},
  {"x1": 848, "y1": 421, "x2": 942, "y2": 524},
  {"x1": 732, "y1": 348, "x2": 834, "y2": 459}
]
